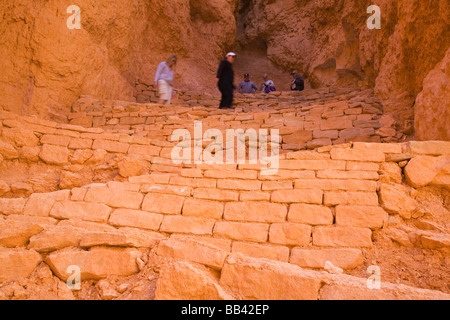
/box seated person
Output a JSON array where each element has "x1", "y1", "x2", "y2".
[
  {"x1": 290, "y1": 70, "x2": 304, "y2": 91},
  {"x1": 259, "y1": 74, "x2": 276, "y2": 93},
  {"x1": 238, "y1": 73, "x2": 258, "y2": 94}
]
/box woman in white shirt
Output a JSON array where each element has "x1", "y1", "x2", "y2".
[{"x1": 154, "y1": 55, "x2": 177, "y2": 104}]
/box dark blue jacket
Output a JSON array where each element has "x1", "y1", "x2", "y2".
[{"x1": 216, "y1": 59, "x2": 234, "y2": 87}]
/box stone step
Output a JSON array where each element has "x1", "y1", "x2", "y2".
[
  {"x1": 1, "y1": 91, "x2": 448, "y2": 298},
  {"x1": 66, "y1": 87, "x2": 399, "y2": 153},
  {"x1": 1, "y1": 108, "x2": 447, "y2": 199},
  {"x1": 1, "y1": 141, "x2": 448, "y2": 286}
]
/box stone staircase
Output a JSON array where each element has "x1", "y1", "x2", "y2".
[
  {"x1": 0, "y1": 88, "x2": 449, "y2": 300},
  {"x1": 72, "y1": 84, "x2": 404, "y2": 152}
]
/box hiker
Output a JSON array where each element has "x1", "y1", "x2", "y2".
[
  {"x1": 154, "y1": 55, "x2": 177, "y2": 104},
  {"x1": 216, "y1": 52, "x2": 237, "y2": 109},
  {"x1": 290, "y1": 70, "x2": 304, "y2": 91},
  {"x1": 238, "y1": 73, "x2": 258, "y2": 94},
  {"x1": 259, "y1": 74, "x2": 276, "y2": 94}
]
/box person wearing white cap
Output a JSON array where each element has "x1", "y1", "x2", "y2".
[{"x1": 216, "y1": 52, "x2": 237, "y2": 109}]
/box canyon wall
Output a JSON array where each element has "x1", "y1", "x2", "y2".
[
  {"x1": 0, "y1": 0, "x2": 239, "y2": 120},
  {"x1": 0, "y1": 0, "x2": 448, "y2": 139},
  {"x1": 414, "y1": 49, "x2": 450, "y2": 141}
]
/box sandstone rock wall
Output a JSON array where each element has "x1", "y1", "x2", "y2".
[
  {"x1": 0, "y1": 0, "x2": 449, "y2": 139},
  {"x1": 1, "y1": 1, "x2": 448, "y2": 139},
  {"x1": 0, "y1": 0, "x2": 239, "y2": 120},
  {"x1": 414, "y1": 49, "x2": 450, "y2": 141}
]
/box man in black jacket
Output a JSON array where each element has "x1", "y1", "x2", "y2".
[
  {"x1": 216, "y1": 52, "x2": 237, "y2": 109},
  {"x1": 290, "y1": 70, "x2": 304, "y2": 91}
]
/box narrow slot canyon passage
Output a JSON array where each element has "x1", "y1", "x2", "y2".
[{"x1": 232, "y1": 0, "x2": 305, "y2": 92}]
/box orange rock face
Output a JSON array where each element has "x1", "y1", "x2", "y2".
[
  {"x1": 0, "y1": 0, "x2": 239, "y2": 118},
  {"x1": 0, "y1": 0, "x2": 449, "y2": 302},
  {"x1": 237, "y1": 0, "x2": 449, "y2": 137},
  {"x1": 414, "y1": 49, "x2": 450, "y2": 141},
  {"x1": 1, "y1": 0, "x2": 448, "y2": 138}
]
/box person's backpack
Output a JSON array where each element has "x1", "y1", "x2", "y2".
[{"x1": 295, "y1": 76, "x2": 304, "y2": 91}]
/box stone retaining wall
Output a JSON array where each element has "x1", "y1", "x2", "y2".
[
  {"x1": 68, "y1": 88, "x2": 403, "y2": 154},
  {"x1": 1, "y1": 141, "x2": 449, "y2": 293},
  {"x1": 1, "y1": 89, "x2": 448, "y2": 300}
]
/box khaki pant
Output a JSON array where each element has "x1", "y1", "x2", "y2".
[{"x1": 158, "y1": 80, "x2": 173, "y2": 104}]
